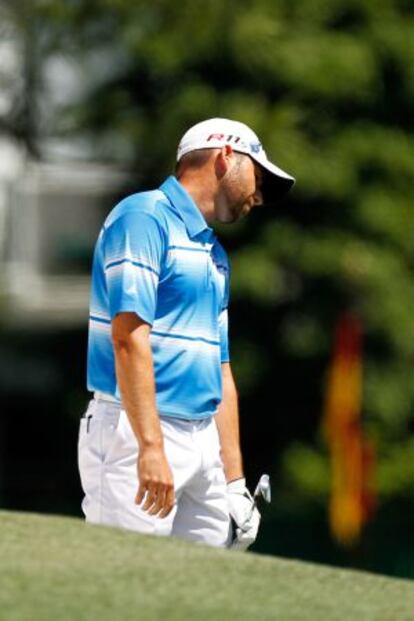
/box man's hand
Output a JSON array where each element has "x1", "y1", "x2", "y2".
[
  {"x1": 136, "y1": 446, "x2": 175, "y2": 518},
  {"x1": 227, "y1": 478, "x2": 261, "y2": 550}
]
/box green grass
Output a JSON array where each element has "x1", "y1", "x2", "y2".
[{"x1": 1, "y1": 511, "x2": 413, "y2": 621}]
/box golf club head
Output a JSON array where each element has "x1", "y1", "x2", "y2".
[{"x1": 254, "y1": 474, "x2": 271, "y2": 503}]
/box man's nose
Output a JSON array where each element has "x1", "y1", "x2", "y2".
[{"x1": 253, "y1": 189, "x2": 264, "y2": 206}]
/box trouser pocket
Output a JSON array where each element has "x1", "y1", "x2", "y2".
[{"x1": 78, "y1": 404, "x2": 121, "y2": 491}]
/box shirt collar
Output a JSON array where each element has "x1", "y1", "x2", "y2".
[{"x1": 159, "y1": 175, "x2": 213, "y2": 240}]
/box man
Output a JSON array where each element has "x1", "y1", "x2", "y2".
[{"x1": 78, "y1": 118, "x2": 295, "y2": 549}]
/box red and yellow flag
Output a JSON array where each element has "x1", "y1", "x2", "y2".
[{"x1": 323, "y1": 313, "x2": 375, "y2": 546}]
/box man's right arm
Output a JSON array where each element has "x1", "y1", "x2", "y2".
[{"x1": 112, "y1": 311, "x2": 174, "y2": 518}]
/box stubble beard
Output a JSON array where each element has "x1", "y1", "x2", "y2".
[{"x1": 217, "y1": 158, "x2": 252, "y2": 223}]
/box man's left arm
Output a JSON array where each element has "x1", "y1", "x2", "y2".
[
  {"x1": 215, "y1": 362, "x2": 261, "y2": 550},
  {"x1": 215, "y1": 362, "x2": 243, "y2": 482}
]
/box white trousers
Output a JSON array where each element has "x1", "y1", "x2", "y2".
[{"x1": 78, "y1": 398, "x2": 231, "y2": 547}]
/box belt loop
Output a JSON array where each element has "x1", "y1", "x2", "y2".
[{"x1": 86, "y1": 414, "x2": 92, "y2": 433}]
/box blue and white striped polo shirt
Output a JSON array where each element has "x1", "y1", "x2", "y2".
[{"x1": 87, "y1": 175, "x2": 230, "y2": 419}]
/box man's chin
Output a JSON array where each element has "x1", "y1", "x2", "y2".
[
  {"x1": 218, "y1": 215, "x2": 239, "y2": 224},
  {"x1": 216, "y1": 210, "x2": 240, "y2": 224},
  {"x1": 216, "y1": 203, "x2": 250, "y2": 224}
]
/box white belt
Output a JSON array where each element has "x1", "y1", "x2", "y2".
[{"x1": 94, "y1": 391, "x2": 121, "y2": 405}]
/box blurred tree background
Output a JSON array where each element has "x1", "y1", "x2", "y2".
[{"x1": 1, "y1": 0, "x2": 413, "y2": 578}]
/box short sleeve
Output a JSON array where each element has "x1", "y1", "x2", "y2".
[
  {"x1": 219, "y1": 308, "x2": 230, "y2": 363},
  {"x1": 217, "y1": 246, "x2": 230, "y2": 363},
  {"x1": 103, "y1": 211, "x2": 166, "y2": 324}
]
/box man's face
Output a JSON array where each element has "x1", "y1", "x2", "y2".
[{"x1": 216, "y1": 153, "x2": 264, "y2": 223}]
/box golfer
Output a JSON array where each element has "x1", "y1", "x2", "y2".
[{"x1": 78, "y1": 118, "x2": 295, "y2": 549}]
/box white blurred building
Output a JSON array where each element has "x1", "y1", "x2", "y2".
[
  {"x1": 2, "y1": 157, "x2": 128, "y2": 326},
  {"x1": 0, "y1": 25, "x2": 130, "y2": 327}
]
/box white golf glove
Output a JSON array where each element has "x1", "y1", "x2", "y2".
[{"x1": 227, "y1": 478, "x2": 261, "y2": 551}]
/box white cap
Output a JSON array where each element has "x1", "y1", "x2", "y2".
[{"x1": 176, "y1": 118, "x2": 295, "y2": 204}]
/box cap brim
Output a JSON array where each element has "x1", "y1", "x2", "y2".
[{"x1": 251, "y1": 154, "x2": 295, "y2": 205}]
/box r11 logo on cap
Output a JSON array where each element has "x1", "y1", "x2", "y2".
[{"x1": 207, "y1": 133, "x2": 241, "y2": 143}]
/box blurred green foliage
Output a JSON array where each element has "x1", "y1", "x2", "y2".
[{"x1": 3, "y1": 0, "x2": 414, "y2": 535}]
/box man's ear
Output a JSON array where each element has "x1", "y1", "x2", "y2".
[{"x1": 214, "y1": 145, "x2": 234, "y2": 179}]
